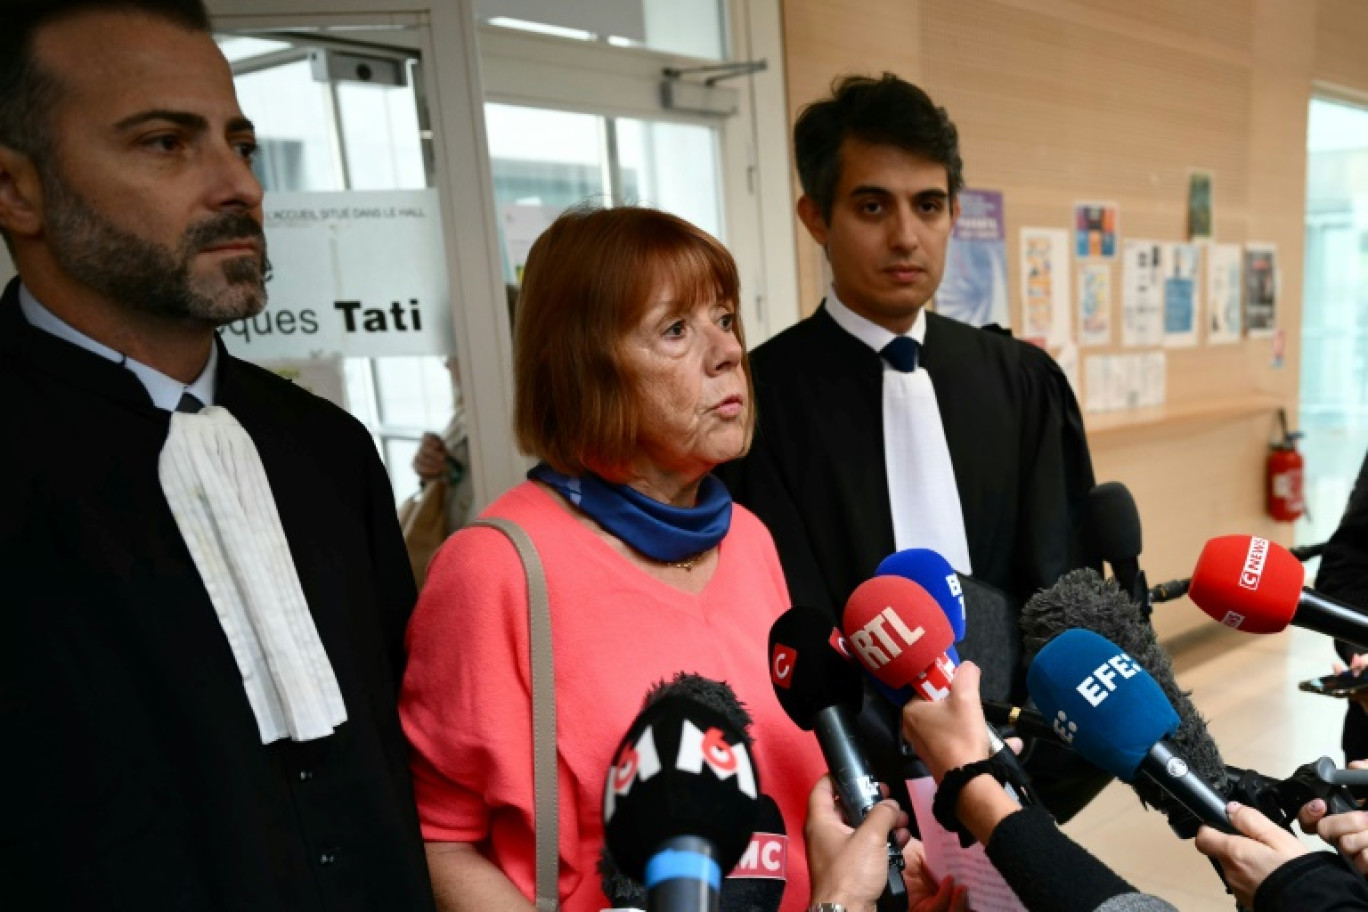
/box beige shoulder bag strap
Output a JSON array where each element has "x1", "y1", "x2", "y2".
[{"x1": 474, "y1": 517, "x2": 558, "y2": 911}]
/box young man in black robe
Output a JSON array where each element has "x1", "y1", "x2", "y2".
[
  {"x1": 717, "y1": 74, "x2": 1103, "y2": 820},
  {"x1": 0, "y1": 2, "x2": 434, "y2": 908}
]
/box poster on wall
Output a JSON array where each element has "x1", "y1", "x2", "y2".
[
  {"x1": 1245, "y1": 243, "x2": 1278, "y2": 337},
  {"x1": 1077, "y1": 263, "x2": 1112, "y2": 346},
  {"x1": 1019, "y1": 227, "x2": 1071, "y2": 347},
  {"x1": 1188, "y1": 171, "x2": 1213, "y2": 241},
  {"x1": 1121, "y1": 239, "x2": 1163, "y2": 348},
  {"x1": 1162, "y1": 242, "x2": 1201, "y2": 347},
  {"x1": 936, "y1": 189, "x2": 1009, "y2": 327},
  {"x1": 1207, "y1": 243, "x2": 1243, "y2": 344},
  {"x1": 1074, "y1": 201, "x2": 1119, "y2": 259},
  {"x1": 220, "y1": 189, "x2": 454, "y2": 362}
]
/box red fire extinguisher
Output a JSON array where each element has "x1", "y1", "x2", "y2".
[{"x1": 1267, "y1": 408, "x2": 1305, "y2": 522}]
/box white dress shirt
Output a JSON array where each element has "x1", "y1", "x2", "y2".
[{"x1": 825, "y1": 289, "x2": 973, "y2": 574}]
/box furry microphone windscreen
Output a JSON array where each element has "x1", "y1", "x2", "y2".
[{"x1": 1021, "y1": 568, "x2": 1227, "y2": 813}]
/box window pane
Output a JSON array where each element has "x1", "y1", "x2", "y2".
[
  {"x1": 478, "y1": 0, "x2": 728, "y2": 60},
  {"x1": 616, "y1": 118, "x2": 722, "y2": 239}
]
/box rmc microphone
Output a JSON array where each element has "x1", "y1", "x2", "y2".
[
  {"x1": 842, "y1": 575, "x2": 1034, "y2": 806},
  {"x1": 1189, "y1": 534, "x2": 1368, "y2": 650},
  {"x1": 1026, "y1": 629, "x2": 1235, "y2": 835},
  {"x1": 601, "y1": 674, "x2": 785, "y2": 912},
  {"x1": 603, "y1": 693, "x2": 761, "y2": 912},
  {"x1": 767, "y1": 605, "x2": 907, "y2": 910}
]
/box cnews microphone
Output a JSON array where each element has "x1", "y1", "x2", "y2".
[
  {"x1": 767, "y1": 606, "x2": 907, "y2": 909},
  {"x1": 843, "y1": 575, "x2": 1034, "y2": 805},
  {"x1": 1189, "y1": 535, "x2": 1368, "y2": 650},
  {"x1": 1026, "y1": 629, "x2": 1235, "y2": 835},
  {"x1": 875, "y1": 548, "x2": 964, "y2": 663},
  {"x1": 603, "y1": 693, "x2": 761, "y2": 912}
]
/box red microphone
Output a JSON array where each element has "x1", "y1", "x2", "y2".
[
  {"x1": 842, "y1": 575, "x2": 955, "y2": 701},
  {"x1": 1189, "y1": 535, "x2": 1368, "y2": 649},
  {"x1": 843, "y1": 575, "x2": 1035, "y2": 806}
]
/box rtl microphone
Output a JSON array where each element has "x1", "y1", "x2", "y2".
[
  {"x1": 603, "y1": 693, "x2": 761, "y2": 912},
  {"x1": 842, "y1": 575, "x2": 1033, "y2": 805},
  {"x1": 875, "y1": 548, "x2": 965, "y2": 663},
  {"x1": 1188, "y1": 535, "x2": 1368, "y2": 650},
  {"x1": 1026, "y1": 629, "x2": 1235, "y2": 835},
  {"x1": 1088, "y1": 481, "x2": 1150, "y2": 614},
  {"x1": 767, "y1": 606, "x2": 907, "y2": 910}
]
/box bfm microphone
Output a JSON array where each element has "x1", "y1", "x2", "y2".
[
  {"x1": 1189, "y1": 535, "x2": 1368, "y2": 650},
  {"x1": 1021, "y1": 568, "x2": 1228, "y2": 832},
  {"x1": 603, "y1": 693, "x2": 761, "y2": 912},
  {"x1": 875, "y1": 548, "x2": 965, "y2": 663},
  {"x1": 1088, "y1": 481, "x2": 1150, "y2": 614},
  {"x1": 1026, "y1": 629, "x2": 1235, "y2": 834},
  {"x1": 767, "y1": 606, "x2": 907, "y2": 910},
  {"x1": 842, "y1": 575, "x2": 1034, "y2": 805},
  {"x1": 601, "y1": 674, "x2": 785, "y2": 912}
]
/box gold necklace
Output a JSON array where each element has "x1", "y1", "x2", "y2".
[{"x1": 664, "y1": 551, "x2": 706, "y2": 572}]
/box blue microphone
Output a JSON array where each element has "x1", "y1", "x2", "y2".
[
  {"x1": 876, "y1": 548, "x2": 966, "y2": 641},
  {"x1": 1027, "y1": 629, "x2": 1234, "y2": 834}
]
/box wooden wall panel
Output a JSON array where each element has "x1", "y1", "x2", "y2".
[{"x1": 778, "y1": 0, "x2": 1368, "y2": 641}]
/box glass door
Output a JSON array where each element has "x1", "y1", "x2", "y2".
[{"x1": 1300, "y1": 95, "x2": 1368, "y2": 550}]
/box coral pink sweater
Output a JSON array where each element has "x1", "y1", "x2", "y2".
[{"x1": 400, "y1": 482, "x2": 826, "y2": 912}]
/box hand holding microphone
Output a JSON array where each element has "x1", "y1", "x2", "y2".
[{"x1": 1193, "y1": 803, "x2": 1309, "y2": 910}]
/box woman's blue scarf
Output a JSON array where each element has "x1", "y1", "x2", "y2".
[{"x1": 528, "y1": 463, "x2": 732, "y2": 562}]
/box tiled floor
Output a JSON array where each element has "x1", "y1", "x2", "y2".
[{"x1": 1060, "y1": 622, "x2": 1352, "y2": 910}]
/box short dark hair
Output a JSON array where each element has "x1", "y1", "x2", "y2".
[
  {"x1": 794, "y1": 73, "x2": 964, "y2": 221},
  {"x1": 0, "y1": 0, "x2": 212, "y2": 160},
  {"x1": 513, "y1": 205, "x2": 752, "y2": 480}
]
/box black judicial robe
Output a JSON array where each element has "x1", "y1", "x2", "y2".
[
  {"x1": 720, "y1": 304, "x2": 1096, "y2": 627},
  {"x1": 0, "y1": 279, "x2": 435, "y2": 911},
  {"x1": 718, "y1": 305, "x2": 1107, "y2": 819}
]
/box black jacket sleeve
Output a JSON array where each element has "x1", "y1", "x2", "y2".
[
  {"x1": 985, "y1": 806, "x2": 1177, "y2": 912},
  {"x1": 1254, "y1": 852, "x2": 1368, "y2": 911}
]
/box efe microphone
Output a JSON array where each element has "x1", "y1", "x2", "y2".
[
  {"x1": 603, "y1": 693, "x2": 761, "y2": 912},
  {"x1": 1026, "y1": 629, "x2": 1235, "y2": 835},
  {"x1": 1189, "y1": 534, "x2": 1368, "y2": 650},
  {"x1": 768, "y1": 606, "x2": 907, "y2": 911}
]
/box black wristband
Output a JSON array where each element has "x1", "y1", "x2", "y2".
[{"x1": 933, "y1": 757, "x2": 1005, "y2": 848}]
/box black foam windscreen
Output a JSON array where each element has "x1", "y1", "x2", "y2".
[
  {"x1": 603, "y1": 694, "x2": 761, "y2": 881},
  {"x1": 643, "y1": 671, "x2": 755, "y2": 748},
  {"x1": 767, "y1": 605, "x2": 864, "y2": 730},
  {"x1": 1021, "y1": 568, "x2": 1226, "y2": 815},
  {"x1": 1088, "y1": 481, "x2": 1144, "y2": 565}
]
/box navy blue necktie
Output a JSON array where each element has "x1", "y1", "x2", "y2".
[
  {"x1": 881, "y1": 336, "x2": 920, "y2": 373},
  {"x1": 176, "y1": 391, "x2": 205, "y2": 414}
]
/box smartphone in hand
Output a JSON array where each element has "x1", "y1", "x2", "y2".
[{"x1": 1299, "y1": 670, "x2": 1368, "y2": 698}]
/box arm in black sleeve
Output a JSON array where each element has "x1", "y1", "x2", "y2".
[
  {"x1": 356, "y1": 423, "x2": 420, "y2": 690},
  {"x1": 1318, "y1": 451, "x2": 1368, "y2": 666},
  {"x1": 985, "y1": 806, "x2": 1177, "y2": 912},
  {"x1": 1253, "y1": 852, "x2": 1368, "y2": 912}
]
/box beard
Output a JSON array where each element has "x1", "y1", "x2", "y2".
[{"x1": 41, "y1": 168, "x2": 270, "y2": 325}]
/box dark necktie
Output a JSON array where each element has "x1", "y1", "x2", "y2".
[
  {"x1": 176, "y1": 391, "x2": 205, "y2": 414},
  {"x1": 881, "y1": 336, "x2": 920, "y2": 373}
]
